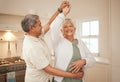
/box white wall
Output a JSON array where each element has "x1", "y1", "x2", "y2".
[
  {"x1": 110, "y1": 0, "x2": 120, "y2": 82},
  {"x1": 0, "y1": 14, "x2": 24, "y2": 58},
  {"x1": 65, "y1": 0, "x2": 110, "y2": 59},
  {"x1": 0, "y1": 31, "x2": 24, "y2": 58}
]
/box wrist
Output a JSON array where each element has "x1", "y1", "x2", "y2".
[
  {"x1": 58, "y1": 8, "x2": 63, "y2": 13},
  {"x1": 62, "y1": 11, "x2": 67, "y2": 16},
  {"x1": 69, "y1": 73, "x2": 75, "y2": 78},
  {"x1": 82, "y1": 59, "x2": 86, "y2": 65}
]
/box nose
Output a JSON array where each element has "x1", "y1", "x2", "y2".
[
  {"x1": 68, "y1": 26, "x2": 72, "y2": 29},
  {"x1": 40, "y1": 26, "x2": 42, "y2": 29},
  {"x1": 41, "y1": 27, "x2": 44, "y2": 33}
]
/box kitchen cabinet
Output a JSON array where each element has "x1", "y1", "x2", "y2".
[
  {"x1": 0, "y1": 74, "x2": 6, "y2": 82},
  {"x1": 16, "y1": 70, "x2": 25, "y2": 82},
  {"x1": 0, "y1": 70, "x2": 25, "y2": 82},
  {"x1": 0, "y1": 57, "x2": 26, "y2": 82}
]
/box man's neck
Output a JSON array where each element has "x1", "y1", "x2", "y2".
[{"x1": 27, "y1": 32, "x2": 39, "y2": 38}]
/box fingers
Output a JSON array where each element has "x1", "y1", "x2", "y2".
[
  {"x1": 59, "y1": 1, "x2": 69, "y2": 9},
  {"x1": 69, "y1": 63, "x2": 81, "y2": 73},
  {"x1": 75, "y1": 71, "x2": 84, "y2": 79},
  {"x1": 69, "y1": 62, "x2": 75, "y2": 68},
  {"x1": 79, "y1": 71, "x2": 84, "y2": 78},
  {"x1": 72, "y1": 66, "x2": 81, "y2": 73},
  {"x1": 80, "y1": 71, "x2": 84, "y2": 78},
  {"x1": 69, "y1": 62, "x2": 78, "y2": 69},
  {"x1": 69, "y1": 65, "x2": 76, "y2": 72},
  {"x1": 70, "y1": 60, "x2": 85, "y2": 68},
  {"x1": 69, "y1": 63, "x2": 76, "y2": 70},
  {"x1": 62, "y1": 5, "x2": 71, "y2": 16},
  {"x1": 63, "y1": 0, "x2": 68, "y2": 1}
]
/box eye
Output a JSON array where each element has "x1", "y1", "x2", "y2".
[{"x1": 64, "y1": 26, "x2": 67, "y2": 28}]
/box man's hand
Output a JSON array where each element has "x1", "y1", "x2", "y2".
[
  {"x1": 43, "y1": 0, "x2": 70, "y2": 34},
  {"x1": 62, "y1": 4, "x2": 71, "y2": 16},
  {"x1": 73, "y1": 71, "x2": 84, "y2": 79},
  {"x1": 59, "y1": 1, "x2": 69, "y2": 9},
  {"x1": 69, "y1": 59, "x2": 86, "y2": 73},
  {"x1": 43, "y1": 65, "x2": 84, "y2": 79}
]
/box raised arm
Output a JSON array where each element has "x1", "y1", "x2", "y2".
[
  {"x1": 50, "y1": 5, "x2": 71, "y2": 49},
  {"x1": 43, "y1": 1, "x2": 69, "y2": 34}
]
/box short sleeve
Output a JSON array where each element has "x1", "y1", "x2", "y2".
[{"x1": 28, "y1": 46, "x2": 49, "y2": 70}]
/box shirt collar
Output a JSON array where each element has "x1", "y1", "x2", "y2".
[{"x1": 25, "y1": 35, "x2": 40, "y2": 42}]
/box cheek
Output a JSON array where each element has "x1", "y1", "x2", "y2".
[
  {"x1": 37, "y1": 26, "x2": 41, "y2": 31},
  {"x1": 36, "y1": 28, "x2": 41, "y2": 34},
  {"x1": 64, "y1": 28, "x2": 68, "y2": 32},
  {"x1": 40, "y1": 26, "x2": 43, "y2": 31},
  {"x1": 63, "y1": 29, "x2": 67, "y2": 33},
  {"x1": 72, "y1": 28, "x2": 75, "y2": 32}
]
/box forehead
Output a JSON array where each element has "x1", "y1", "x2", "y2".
[
  {"x1": 63, "y1": 21, "x2": 74, "y2": 27},
  {"x1": 36, "y1": 18, "x2": 41, "y2": 24}
]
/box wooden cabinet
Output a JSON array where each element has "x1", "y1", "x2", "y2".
[
  {"x1": 0, "y1": 74, "x2": 6, "y2": 82},
  {"x1": 16, "y1": 70, "x2": 25, "y2": 82},
  {"x1": 0, "y1": 70, "x2": 25, "y2": 82}
]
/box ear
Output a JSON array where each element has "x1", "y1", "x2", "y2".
[
  {"x1": 61, "y1": 29, "x2": 65, "y2": 37},
  {"x1": 28, "y1": 26, "x2": 34, "y2": 33},
  {"x1": 74, "y1": 27, "x2": 76, "y2": 31},
  {"x1": 61, "y1": 29, "x2": 63, "y2": 33},
  {"x1": 29, "y1": 26, "x2": 34, "y2": 31}
]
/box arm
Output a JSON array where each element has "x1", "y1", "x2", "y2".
[
  {"x1": 80, "y1": 40, "x2": 96, "y2": 67},
  {"x1": 28, "y1": 42, "x2": 83, "y2": 79},
  {"x1": 43, "y1": 1, "x2": 69, "y2": 34},
  {"x1": 43, "y1": 65, "x2": 84, "y2": 79},
  {"x1": 50, "y1": 5, "x2": 71, "y2": 49}
]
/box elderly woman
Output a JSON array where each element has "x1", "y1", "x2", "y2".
[{"x1": 51, "y1": 17, "x2": 96, "y2": 82}]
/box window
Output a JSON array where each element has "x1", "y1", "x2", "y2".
[{"x1": 80, "y1": 20, "x2": 99, "y2": 54}]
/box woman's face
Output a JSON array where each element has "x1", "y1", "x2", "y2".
[{"x1": 61, "y1": 21, "x2": 76, "y2": 37}]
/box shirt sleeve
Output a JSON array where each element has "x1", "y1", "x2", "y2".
[
  {"x1": 80, "y1": 40, "x2": 96, "y2": 67},
  {"x1": 50, "y1": 13, "x2": 65, "y2": 49},
  {"x1": 28, "y1": 46, "x2": 49, "y2": 70}
]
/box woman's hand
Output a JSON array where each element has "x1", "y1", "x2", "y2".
[{"x1": 69, "y1": 59, "x2": 86, "y2": 73}]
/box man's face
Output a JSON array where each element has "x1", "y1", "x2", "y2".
[
  {"x1": 31, "y1": 18, "x2": 42, "y2": 37},
  {"x1": 61, "y1": 21, "x2": 76, "y2": 37}
]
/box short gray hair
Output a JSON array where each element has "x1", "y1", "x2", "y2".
[
  {"x1": 62, "y1": 18, "x2": 75, "y2": 28},
  {"x1": 21, "y1": 14, "x2": 39, "y2": 32},
  {"x1": 64, "y1": 18, "x2": 75, "y2": 25}
]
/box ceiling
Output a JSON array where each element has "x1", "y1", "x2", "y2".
[
  {"x1": 0, "y1": 0, "x2": 59, "y2": 16},
  {"x1": 0, "y1": 0, "x2": 78, "y2": 18},
  {"x1": 0, "y1": 0, "x2": 104, "y2": 19},
  {"x1": 0, "y1": 0, "x2": 86, "y2": 19}
]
